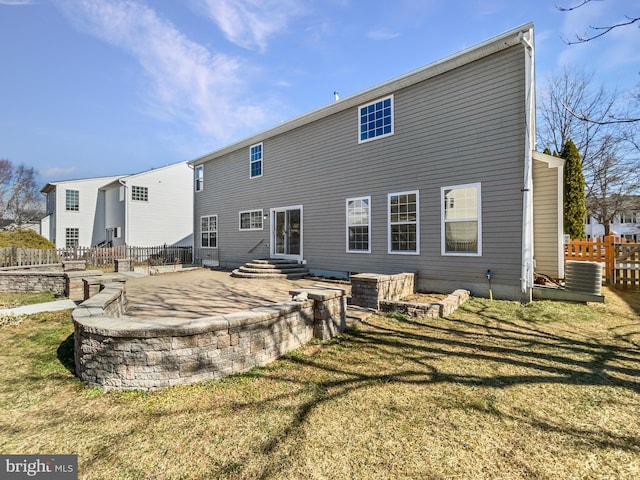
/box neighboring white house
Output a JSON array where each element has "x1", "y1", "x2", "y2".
[
  {"x1": 585, "y1": 195, "x2": 640, "y2": 241},
  {"x1": 586, "y1": 214, "x2": 640, "y2": 241},
  {"x1": 40, "y1": 162, "x2": 193, "y2": 248}
]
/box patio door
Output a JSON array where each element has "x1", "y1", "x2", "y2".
[{"x1": 271, "y1": 206, "x2": 303, "y2": 261}]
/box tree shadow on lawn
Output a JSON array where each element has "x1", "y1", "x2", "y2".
[{"x1": 207, "y1": 302, "x2": 640, "y2": 479}]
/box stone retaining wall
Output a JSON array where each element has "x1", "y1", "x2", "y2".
[
  {"x1": 73, "y1": 283, "x2": 346, "y2": 390},
  {"x1": 350, "y1": 273, "x2": 416, "y2": 309},
  {"x1": 379, "y1": 289, "x2": 470, "y2": 318},
  {"x1": 0, "y1": 271, "x2": 67, "y2": 296}
]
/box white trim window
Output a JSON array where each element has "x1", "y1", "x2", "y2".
[
  {"x1": 346, "y1": 196, "x2": 371, "y2": 253},
  {"x1": 239, "y1": 209, "x2": 264, "y2": 231},
  {"x1": 201, "y1": 215, "x2": 217, "y2": 248},
  {"x1": 65, "y1": 189, "x2": 79, "y2": 211},
  {"x1": 195, "y1": 165, "x2": 204, "y2": 192},
  {"x1": 358, "y1": 95, "x2": 394, "y2": 143},
  {"x1": 250, "y1": 143, "x2": 263, "y2": 178},
  {"x1": 131, "y1": 186, "x2": 148, "y2": 202},
  {"x1": 388, "y1": 191, "x2": 419, "y2": 254},
  {"x1": 65, "y1": 227, "x2": 79, "y2": 248},
  {"x1": 441, "y1": 183, "x2": 482, "y2": 256}
]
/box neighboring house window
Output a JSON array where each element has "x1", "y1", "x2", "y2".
[
  {"x1": 195, "y1": 165, "x2": 204, "y2": 192},
  {"x1": 65, "y1": 228, "x2": 79, "y2": 248},
  {"x1": 346, "y1": 196, "x2": 371, "y2": 253},
  {"x1": 388, "y1": 191, "x2": 419, "y2": 254},
  {"x1": 441, "y1": 183, "x2": 482, "y2": 256},
  {"x1": 201, "y1": 215, "x2": 217, "y2": 248},
  {"x1": 131, "y1": 186, "x2": 148, "y2": 202},
  {"x1": 250, "y1": 143, "x2": 263, "y2": 178},
  {"x1": 359, "y1": 95, "x2": 394, "y2": 143},
  {"x1": 65, "y1": 189, "x2": 79, "y2": 211},
  {"x1": 114, "y1": 227, "x2": 121, "y2": 239},
  {"x1": 239, "y1": 210, "x2": 263, "y2": 230}
]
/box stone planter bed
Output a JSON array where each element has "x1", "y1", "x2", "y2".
[{"x1": 379, "y1": 289, "x2": 470, "y2": 318}]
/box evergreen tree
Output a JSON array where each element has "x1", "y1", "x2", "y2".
[{"x1": 561, "y1": 139, "x2": 587, "y2": 239}]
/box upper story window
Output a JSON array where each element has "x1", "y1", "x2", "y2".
[
  {"x1": 359, "y1": 95, "x2": 394, "y2": 143},
  {"x1": 65, "y1": 189, "x2": 79, "y2": 211},
  {"x1": 441, "y1": 183, "x2": 482, "y2": 256},
  {"x1": 250, "y1": 143, "x2": 263, "y2": 178},
  {"x1": 239, "y1": 209, "x2": 263, "y2": 230},
  {"x1": 346, "y1": 196, "x2": 371, "y2": 253},
  {"x1": 388, "y1": 191, "x2": 419, "y2": 254},
  {"x1": 195, "y1": 165, "x2": 204, "y2": 192},
  {"x1": 201, "y1": 215, "x2": 217, "y2": 248},
  {"x1": 131, "y1": 186, "x2": 148, "y2": 202}
]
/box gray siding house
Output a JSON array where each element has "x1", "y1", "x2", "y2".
[{"x1": 190, "y1": 24, "x2": 563, "y2": 301}]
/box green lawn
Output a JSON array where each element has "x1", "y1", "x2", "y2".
[{"x1": 0, "y1": 288, "x2": 639, "y2": 479}]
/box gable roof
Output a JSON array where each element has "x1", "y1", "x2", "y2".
[{"x1": 189, "y1": 22, "x2": 534, "y2": 167}]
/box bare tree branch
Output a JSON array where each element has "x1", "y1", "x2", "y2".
[
  {"x1": 565, "y1": 16, "x2": 640, "y2": 44},
  {"x1": 561, "y1": 101, "x2": 640, "y2": 124},
  {"x1": 556, "y1": 0, "x2": 591, "y2": 13}
]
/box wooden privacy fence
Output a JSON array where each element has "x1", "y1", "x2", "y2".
[
  {"x1": 0, "y1": 245, "x2": 192, "y2": 268},
  {"x1": 564, "y1": 234, "x2": 640, "y2": 289}
]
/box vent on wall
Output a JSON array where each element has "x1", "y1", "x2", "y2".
[{"x1": 564, "y1": 261, "x2": 603, "y2": 295}]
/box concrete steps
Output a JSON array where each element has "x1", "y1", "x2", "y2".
[{"x1": 231, "y1": 259, "x2": 309, "y2": 279}]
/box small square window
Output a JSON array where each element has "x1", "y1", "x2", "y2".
[
  {"x1": 65, "y1": 227, "x2": 79, "y2": 248},
  {"x1": 359, "y1": 95, "x2": 394, "y2": 143},
  {"x1": 131, "y1": 186, "x2": 148, "y2": 202}
]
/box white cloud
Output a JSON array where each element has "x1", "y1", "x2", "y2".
[
  {"x1": 55, "y1": 0, "x2": 268, "y2": 140},
  {"x1": 199, "y1": 0, "x2": 305, "y2": 52},
  {"x1": 367, "y1": 29, "x2": 400, "y2": 41},
  {"x1": 40, "y1": 166, "x2": 77, "y2": 179}
]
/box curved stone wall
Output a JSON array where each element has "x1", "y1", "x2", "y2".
[{"x1": 72, "y1": 283, "x2": 346, "y2": 390}]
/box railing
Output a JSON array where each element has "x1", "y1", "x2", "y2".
[
  {"x1": 0, "y1": 245, "x2": 193, "y2": 269},
  {"x1": 564, "y1": 234, "x2": 639, "y2": 289}
]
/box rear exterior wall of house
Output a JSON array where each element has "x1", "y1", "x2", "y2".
[{"x1": 194, "y1": 44, "x2": 528, "y2": 300}]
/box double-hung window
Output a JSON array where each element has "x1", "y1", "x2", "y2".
[
  {"x1": 359, "y1": 95, "x2": 394, "y2": 143},
  {"x1": 195, "y1": 165, "x2": 204, "y2": 192},
  {"x1": 201, "y1": 215, "x2": 217, "y2": 248},
  {"x1": 131, "y1": 186, "x2": 148, "y2": 202},
  {"x1": 65, "y1": 189, "x2": 79, "y2": 211},
  {"x1": 388, "y1": 191, "x2": 419, "y2": 254},
  {"x1": 250, "y1": 143, "x2": 263, "y2": 178},
  {"x1": 346, "y1": 196, "x2": 371, "y2": 253},
  {"x1": 65, "y1": 227, "x2": 79, "y2": 248},
  {"x1": 239, "y1": 210, "x2": 263, "y2": 230},
  {"x1": 441, "y1": 183, "x2": 481, "y2": 255}
]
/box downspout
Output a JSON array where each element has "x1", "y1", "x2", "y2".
[
  {"x1": 519, "y1": 28, "x2": 535, "y2": 299},
  {"x1": 118, "y1": 178, "x2": 128, "y2": 246}
]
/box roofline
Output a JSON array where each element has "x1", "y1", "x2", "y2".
[
  {"x1": 189, "y1": 22, "x2": 534, "y2": 166},
  {"x1": 40, "y1": 175, "x2": 123, "y2": 193}
]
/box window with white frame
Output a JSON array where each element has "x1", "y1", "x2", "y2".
[
  {"x1": 346, "y1": 196, "x2": 371, "y2": 253},
  {"x1": 65, "y1": 227, "x2": 79, "y2": 248},
  {"x1": 201, "y1": 215, "x2": 217, "y2": 248},
  {"x1": 195, "y1": 165, "x2": 203, "y2": 192},
  {"x1": 65, "y1": 189, "x2": 79, "y2": 211},
  {"x1": 131, "y1": 186, "x2": 148, "y2": 202},
  {"x1": 250, "y1": 143, "x2": 263, "y2": 178},
  {"x1": 359, "y1": 95, "x2": 394, "y2": 143},
  {"x1": 388, "y1": 191, "x2": 419, "y2": 254},
  {"x1": 239, "y1": 209, "x2": 263, "y2": 230},
  {"x1": 441, "y1": 183, "x2": 481, "y2": 255}
]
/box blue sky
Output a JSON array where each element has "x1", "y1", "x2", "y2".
[{"x1": 1, "y1": 0, "x2": 638, "y2": 183}]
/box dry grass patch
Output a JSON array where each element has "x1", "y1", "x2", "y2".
[{"x1": 0, "y1": 288, "x2": 639, "y2": 479}]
